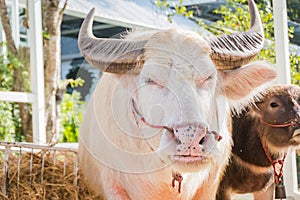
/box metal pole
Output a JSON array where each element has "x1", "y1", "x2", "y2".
[
  {"x1": 0, "y1": 16, "x2": 6, "y2": 54},
  {"x1": 11, "y1": 0, "x2": 19, "y2": 47},
  {"x1": 272, "y1": 0, "x2": 300, "y2": 198},
  {"x1": 273, "y1": 0, "x2": 290, "y2": 84},
  {"x1": 28, "y1": 0, "x2": 46, "y2": 144}
]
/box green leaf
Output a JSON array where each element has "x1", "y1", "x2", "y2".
[{"x1": 42, "y1": 30, "x2": 51, "y2": 39}]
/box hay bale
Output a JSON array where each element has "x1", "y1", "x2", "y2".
[{"x1": 0, "y1": 143, "x2": 102, "y2": 200}]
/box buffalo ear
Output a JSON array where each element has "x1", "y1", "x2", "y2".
[{"x1": 220, "y1": 61, "x2": 277, "y2": 100}]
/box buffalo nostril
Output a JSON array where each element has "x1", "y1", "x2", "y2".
[
  {"x1": 217, "y1": 135, "x2": 222, "y2": 141},
  {"x1": 175, "y1": 138, "x2": 181, "y2": 145},
  {"x1": 211, "y1": 130, "x2": 222, "y2": 141},
  {"x1": 199, "y1": 137, "x2": 205, "y2": 145}
]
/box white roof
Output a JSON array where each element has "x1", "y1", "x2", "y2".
[{"x1": 63, "y1": 0, "x2": 211, "y2": 35}]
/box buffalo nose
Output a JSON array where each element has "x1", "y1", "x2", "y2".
[{"x1": 173, "y1": 123, "x2": 207, "y2": 156}]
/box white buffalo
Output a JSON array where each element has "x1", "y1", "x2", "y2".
[{"x1": 78, "y1": 0, "x2": 276, "y2": 199}]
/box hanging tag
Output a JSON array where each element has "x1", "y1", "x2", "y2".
[
  {"x1": 275, "y1": 184, "x2": 286, "y2": 199},
  {"x1": 172, "y1": 171, "x2": 183, "y2": 193}
]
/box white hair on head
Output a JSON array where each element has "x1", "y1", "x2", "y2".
[{"x1": 228, "y1": 61, "x2": 276, "y2": 115}]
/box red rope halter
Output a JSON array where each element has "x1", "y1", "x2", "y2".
[
  {"x1": 258, "y1": 117, "x2": 296, "y2": 185},
  {"x1": 259, "y1": 131, "x2": 286, "y2": 184},
  {"x1": 130, "y1": 98, "x2": 184, "y2": 193},
  {"x1": 260, "y1": 118, "x2": 300, "y2": 128},
  {"x1": 130, "y1": 98, "x2": 173, "y2": 132}
]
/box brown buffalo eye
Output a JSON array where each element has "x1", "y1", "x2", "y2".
[{"x1": 270, "y1": 102, "x2": 279, "y2": 108}]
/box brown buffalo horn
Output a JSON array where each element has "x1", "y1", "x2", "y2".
[
  {"x1": 78, "y1": 8, "x2": 147, "y2": 74},
  {"x1": 207, "y1": 0, "x2": 264, "y2": 70}
]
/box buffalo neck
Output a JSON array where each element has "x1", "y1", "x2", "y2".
[{"x1": 232, "y1": 112, "x2": 274, "y2": 167}]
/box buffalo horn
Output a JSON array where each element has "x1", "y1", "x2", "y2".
[
  {"x1": 78, "y1": 8, "x2": 147, "y2": 74},
  {"x1": 207, "y1": 0, "x2": 264, "y2": 70}
]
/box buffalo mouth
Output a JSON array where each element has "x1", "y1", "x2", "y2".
[
  {"x1": 172, "y1": 155, "x2": 207, "y2": 163},
  {"x1": 170, "y1": 130, "x2": 221, "y2": 164}
]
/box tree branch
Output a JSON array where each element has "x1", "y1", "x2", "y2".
[
  {"x1": 0, "y1": 0, "x2": 17, "y2": 55},
  {"x1": 58, "y1": 0, "x2": 68, "y2": 25}
]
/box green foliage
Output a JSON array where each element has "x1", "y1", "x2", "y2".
[
  {"x1": 69, "y1": 77, "x2": 84, "y2": 88},
  {"x1": 287, "y1": 0, "x2": 300, "y2": 23},
  {"x1": 42, "y1": 30, "x2": 51, "y2": 39},
  {"x1": 173, "y1": 3, "x2": 193, "y2": 19},
  {"x1": 156, "y1": 0, "x2": 170, "y2": 9},
  {"x1": 156, "y1": 0, "x2": 193, "y2": 22},
  {"x1": 206, "y1": 0, "x2": 300, "y2": 84},
  {"x1": 290, "y1": 51, "x2": 300, "y2": 85},
  {"x1": 155, "y1": 0, "x2": 300, "y2": 84},
  {"x1": 0, "y1": 43, "x2": 27, "y2": 141},
  {"x1": 59, "y1": 80, "x2": 85, "y2": 143},
  {"x1": 0, "y1": 41, "x2": 85, "y2": 143},
  {"x1": 0, "y1": 51, "x2": 13, "y2": 90},
  {"x1": 0, "y1": 101, "x2": 18, "y2": 141}
]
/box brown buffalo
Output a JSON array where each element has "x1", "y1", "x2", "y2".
[{"x1": 217, "y1": 85, "x2": 300, "y2": 200}]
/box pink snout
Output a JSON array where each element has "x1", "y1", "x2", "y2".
[
  {"x1": 173, "y1": 124, "x2": 222, "y2": 157},
  {"x1": 174, "y1": 124, "x2": 206, "y2": 157}
]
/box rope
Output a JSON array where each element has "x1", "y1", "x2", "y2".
[
  {"x1": 259, "y1": 131, "x2": 286, "y2": 184},
  {"x1": 130, "y1": 98, "x2": 185, "y2": 194},
  {"x1": 260, "y1": 118, "x2": 300, "y2": 128},
  {"x1": 258, "y1": 117, "x2": 291, "y2": 185},
  {"x1": 130, "y1": 98, "x2": 173, "y2": 132}
]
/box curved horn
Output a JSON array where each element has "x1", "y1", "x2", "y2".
[
  {"x1": 207, "y1": 0, "x2": 264, "y2": 70},
  {"x1": 78, "y1": 8, "x2": 147, "y2": 74}
]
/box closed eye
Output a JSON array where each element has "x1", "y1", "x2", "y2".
[
  {"x1": 143, "y1": 77, "x2": 164, "y2": 88},
  {"x1": 196, "y1": 74, "x2": 215, "y2": 87},
  {"x1": 206, "y1": 74, "x2": 215, "y2": 80},
  {"x1": 144, "y1": 78, "x2": 155, "y2": 84}
]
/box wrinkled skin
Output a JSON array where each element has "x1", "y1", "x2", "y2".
[{"x1": 217, "y1": 85, "x2": 300, "y2": 200}]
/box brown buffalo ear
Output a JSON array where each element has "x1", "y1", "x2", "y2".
[
  {"x1": 220, "y1": 61, "x2": 277, "y2": 100},
  {"x1": 78, "y1": 8, "x2": 147, "y2": 74},
  {"x1": 207, "y1": 0, "x2": 264, "y2": 70}
]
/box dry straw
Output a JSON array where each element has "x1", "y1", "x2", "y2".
[{"x1": 0, "y1": 142, "x2": 102, "y2": 200}]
